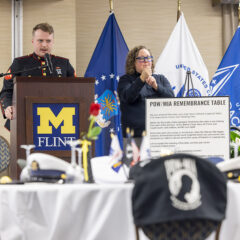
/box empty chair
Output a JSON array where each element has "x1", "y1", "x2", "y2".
[
  {"x1": 131, "y1": 153, "x2": 227, "y2": 240},
  {"x1": 0, "y1": 136, "x2": 10, "y2": 173}
]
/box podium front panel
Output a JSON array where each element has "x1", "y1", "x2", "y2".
[{"x1": 10, "y1": 77, "x2": 95, "y2": 179}]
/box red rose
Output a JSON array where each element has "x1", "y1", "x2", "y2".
[{"x1": 89, "y1": 103, "x2": 101, "y2": 116}]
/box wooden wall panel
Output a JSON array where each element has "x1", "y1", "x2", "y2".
[
  {"x1": 76, "y1": 0, "x2": 222, "y2": 79},
  {"x1": 22, "y1": 0, "x2": 76, "y2": 71},
  {"x1": 0, "y1": 0, "x2": 12, "y2": 143}
]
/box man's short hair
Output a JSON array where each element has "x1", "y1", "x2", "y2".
[{"x1": 32, "y1": 23, "x2": 54, "y2": 36}]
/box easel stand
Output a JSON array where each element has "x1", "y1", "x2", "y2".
[{"x1": 182, "y1": 70, "x2": 196, "y2": 97}]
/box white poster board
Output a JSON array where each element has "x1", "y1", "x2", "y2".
[{"x1": 146, "y1": 97, "x2": 230, "y2": 160}]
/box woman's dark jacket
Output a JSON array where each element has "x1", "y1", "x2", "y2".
[{"x1": 117, "y1": 72, "x2": 174, "y2": 137}]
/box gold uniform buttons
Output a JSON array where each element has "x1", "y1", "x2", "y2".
[{"x1": 41, "y1": 61, "x2": 47, "y2": 76}]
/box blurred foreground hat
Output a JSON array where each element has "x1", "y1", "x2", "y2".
[
  {"x1": 217, "y1": 156, "x2": 240, "y2": 182},
  {"x1": 20, "y1": 153, "x2": 71, "y2": 182}
]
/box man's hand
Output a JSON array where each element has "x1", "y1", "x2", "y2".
[{"x1": 4, "y1": 106, "x2": 13, "y2": 120}]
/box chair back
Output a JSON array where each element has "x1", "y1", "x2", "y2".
[
  {"x1": 0, "y1": 136, "x2": 10, "y2": 172},
  {"x1": 131, "y1": 153, "x2": 227, "y2": 240}
]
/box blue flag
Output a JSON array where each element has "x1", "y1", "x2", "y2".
[
  {"x1": 85, "y1": 13, "x2": 129, "y2": 156},
  {"x1": 210, "y1": 27, "x2": 240, "y2": 126}
]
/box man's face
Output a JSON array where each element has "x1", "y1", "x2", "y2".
[{"x1": 32, "y1": 29, "x2": 54, "y2": 57}]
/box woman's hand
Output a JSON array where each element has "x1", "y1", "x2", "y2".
[
  {"x1": 146, "y1": 76, "x2": 158, "y2": 90},
  {"x1": 140, "y1": 67, "x2": 152, "y2": 82}
]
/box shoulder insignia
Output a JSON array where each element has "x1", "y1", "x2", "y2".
[
  {"x1": 4, "y1": 69, "x2": 12, "y2": 81},
  {"x1": 16, "y1": 54, "x2": 33, "y2": 60},
  {"x1": 54, "y1": 55, "x2": 68, "y2": 61}
]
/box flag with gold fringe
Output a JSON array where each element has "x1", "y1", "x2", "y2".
[
  {"x1": 210, "y1": 27, "x2": 240, "y2": 126},
  {"x1": 85, "y1": 13, "x2": 129, "y2": 156},
  {"x1": 155, "y1": 13, "x2": 210, "y2": 97}
]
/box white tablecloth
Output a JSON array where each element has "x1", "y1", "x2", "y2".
[
  {"x1": 0, "y1": 183, "x2": 135, "y2": 240},
  {"x1": 0, "y1": 181, "x2": 239, "y2": 240},
  {"x1": 208, "y1": 181, "x2": 240, "y2": 240}
]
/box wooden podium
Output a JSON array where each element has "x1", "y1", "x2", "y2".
[{"x1": 9, "y1": 76, "x2": 95, "y2": 179}]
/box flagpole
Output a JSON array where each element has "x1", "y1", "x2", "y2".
[
  {"x1": 109, "y1": 0, "x2": 113, "y2": 13},
  {"x1": 177, "y1": 0, "x2": 182, "y2": 21}
]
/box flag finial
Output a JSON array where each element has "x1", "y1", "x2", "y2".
[
  {"x1": 109, "y1": 0, "x2": 113, "y2": 13},
  {"x1": 177, "y1": 0, "x2": 182, "y2": 21}
]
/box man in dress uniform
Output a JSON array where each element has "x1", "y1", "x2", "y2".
[{"x1": 0, "y1": 23, "x2": 76, "y2": 130}]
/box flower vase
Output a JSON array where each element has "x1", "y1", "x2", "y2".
[{"x1": 81, "y1": 139, "x2": 94, "y2": 183}]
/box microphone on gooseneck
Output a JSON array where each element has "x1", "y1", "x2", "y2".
[
  {"x1": 48, "y1": 54, "x2": 54, "y2": 74},
  {"x1": 44, "y1": 53, "x2": 53, "y2": 75}
]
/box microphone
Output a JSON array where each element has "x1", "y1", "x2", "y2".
[
  {"x1": 44, "y1": 53, "x2": 53, "y2": 74},
  {"x1": 48, "y1": 54, "x2": 54, "y2": 74}
]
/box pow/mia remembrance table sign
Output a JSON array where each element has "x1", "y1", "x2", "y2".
[{"x1": 146, "y1": 97, "x2": 230, "y2": 160}]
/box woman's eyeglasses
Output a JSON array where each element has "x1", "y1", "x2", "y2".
[{"x1": 136, "y1": 56, "x2": 153, "y2": 62}]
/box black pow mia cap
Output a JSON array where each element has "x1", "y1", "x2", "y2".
[{"x1": 131, "y1": 153, "x2": 227, "y2": 226}]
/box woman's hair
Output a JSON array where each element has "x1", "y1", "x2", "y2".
[{"x1": 125, "y1": 45, "x2": 154, "y2": 75}]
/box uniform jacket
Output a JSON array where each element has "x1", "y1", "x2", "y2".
[
  {"x1": 0, "y1": 53, "x2": 76, "y2": 130},
  {"x1": 117, "y1": 72, "x2": 174, "y2": 137}
]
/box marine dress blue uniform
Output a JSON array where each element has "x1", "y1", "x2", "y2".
[{"x1": 0, "y1": 53, "x2": 76, "y2": 130}]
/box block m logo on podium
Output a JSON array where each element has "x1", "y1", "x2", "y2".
[{"x1": 32, "y1": 102, "x2": 80, "y2": 151}]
